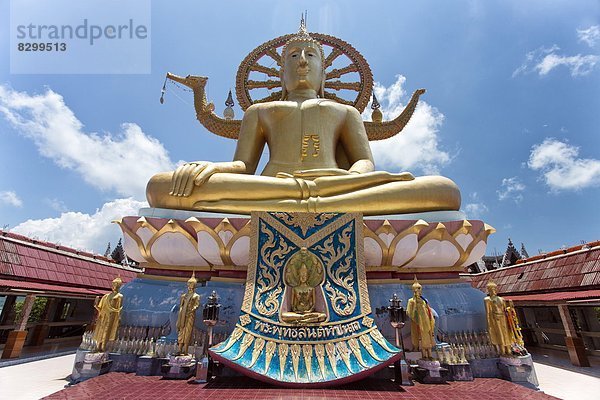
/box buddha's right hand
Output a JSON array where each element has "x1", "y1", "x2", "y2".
[{"x1": 170, "y1": 161, "x2": 213, "y2": 197}]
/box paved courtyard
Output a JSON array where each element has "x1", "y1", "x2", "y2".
[{"x1": 0, "y1": 350, "x2": 598, "y2": 400}]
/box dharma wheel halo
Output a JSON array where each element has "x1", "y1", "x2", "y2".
[{"x1": 235, "y1": 32, "x2": 373, "y2": 113}]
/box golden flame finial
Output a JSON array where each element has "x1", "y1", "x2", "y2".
[
  {"x1": 412, "y1": 274, "x2": 422, "y2": 289},
  {"x1": 188, "y1": 270, "x2": 197, "y2": 285}
]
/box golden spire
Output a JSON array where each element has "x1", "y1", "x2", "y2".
[{"x1": 188, "y1": 270, "x2": 197, "y2": 284}]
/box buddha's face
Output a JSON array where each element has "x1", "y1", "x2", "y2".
[
  {"x1": 112, "y1": 282, "x2": 121, "y2": 292},
  {"x1": 413, "y1": 285, "x2": 422, "y2": 298},
  {"x1": 282, "y1": 41, "x2": 323, "y2": 93},
  {"x1": 488, "y1": 285, "x2": 497, "y2": 296},
  {"x1": 299, "y1": 265, "x2": 309, "y2": 283},
  {"x1": 187, "y1": 281, "x2": 196, "y2": 291}
]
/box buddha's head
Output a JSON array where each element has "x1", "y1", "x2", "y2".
[
  {"x1": 112, "y1": 276, "x2": 123, "y2": 292},
  {"x1": 412, "y1": 278, "x2": 422, "y2": 298},
  {"x1": 486, "y1": 281, "x2": 498, "y2": 296},
  {"x1": 281, "y1": 22, "x2": 325, "y2": 99},
  {"x1": 187, "y1": 272, "x2": 197, "y2": 291}
]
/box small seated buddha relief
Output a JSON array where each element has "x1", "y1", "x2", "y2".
[{"x1": 281, "y1": 248, "x2": 327, "y2": 325}]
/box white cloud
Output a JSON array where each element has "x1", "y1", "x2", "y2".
[
  {"x1": 528, "y1": 138, "x2": 600, "y2": 191},
  {"x1": 11, "y1": 198, "x2": 147, "y2": 253},
  {"x1": 578, "y1": 25, "x2": 600, "y2": 47},
  {"x1": 513, "y1": 45, "x2": 599, "y2": 77},
  {"x1": 536, "y1": 53, "x2": 599, "y2": 76},
  {"x1": 44, "y1": 198, "x2": 68, "y2": 213},
  {"x1": 462, "y1": 192, "x2": 488, "y2": 218},
  {"x1": 497, "y1": 177, "x2": 525, "y2": 203},
  {"x1": 0, "y1": 85, "x2": 175, "y2": 200},
  {"x1": 0, "y1": 191, "x2": 23, "y2": 207},
  {"x1": 363, "y1": 75, "x2": 451, "y2": 175}
]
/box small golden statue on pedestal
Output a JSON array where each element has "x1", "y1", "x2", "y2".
[
  {"x1": 93, "y1": 276, "x2": 123, "y2": 352},
  {"x1": 406, "y1": 278, "x2": 436, "y2": 359},
  {"x1": 176, "y1": 273, "x2": 201, "y2": 354},
  {"x1": 281, "y1": 248, "x2": 327, "y2": 325},
  {"x1": 484, "y1": 281, "x2": 513, "y2": 356},
  {"x1": 506, "y1": 299, "x2": 525, "y2": 348}
]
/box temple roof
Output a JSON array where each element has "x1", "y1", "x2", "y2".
[
  {"x1": 0, "y1": 230, "x2": 139, "y2": 297},
  {"x1": 467, "y1": 240, "x2": 600, "y2": 296}
]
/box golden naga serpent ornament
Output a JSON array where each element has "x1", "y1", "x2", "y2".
[{"x1": 163, "y1": 32, "x2": 425, "y2": 141}]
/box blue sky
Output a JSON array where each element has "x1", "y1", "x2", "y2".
[{"x1": 0, "y1": 0, "x2": 598, "y2": 257}]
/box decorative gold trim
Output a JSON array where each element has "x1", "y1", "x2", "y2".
[
  {"x1": 239, "y1": 314, "x2": 251, "y2": 326},
  {"x1": 359, "y1": 333, "x2": 383, "y2": 361},
  {"x1": 290, "y1": 343, "x2": 301, "y2": 381},
  {"x1": 390, "y1": 220, "x2": 429, "y2": 268},
  {"x1": 231, "y1": 333, "x2": 254, "y2": 360},
  {"x1": 336, "y1": 341, "x2": 352, "y2": 372},
  {"x1": 213, "y1": 327, "x2": 243, "y2": 353},
  {"x1": 264, "y1": 340, "x2": 277, "y2": 374},
  {"x1": 224, "y1": 220, "x2": 252, "y2": 267},
  {"x1": 141, "y1": 263, "x2": 212, "y2": 271},
  {"x1": 186, "y1": 217, "x2": 229, "y2": 265},
  {"x1": 325, "y1": 342, "x2": 338, "y2": 377},
  {"x1": 146, "y1": 219, "x2": 208, "y2": 265},
  {"x1": 137, "y1": 273, "x2": 195, "y2": 282},
  {"x1": 209, "y1": 277, "x2": 246, "y2": 284},
  {"x1": 315, "y1": 343, "x2": 326, "y2": 379},
  {"x1": 302, "y1": 344, "x2": 313, "y2": 381},
  {"x1": 367, "y1": 278, "x2": 464, "y2": 285},
  {"x1": 369, "y1": 329, "x2": 398, "y2": 353},
  {"x1": 278, "y1": 342, "x2": 289, "y2": 380},
  {"x1": 249, "y1": 337, "x2": 265, "y2": 367},
  {"x1": 348, "y1": 337, "x2": 368, "y2": 368},
  {"x1": 235, "y1": 323, "x2": 377, "y2": 345}
]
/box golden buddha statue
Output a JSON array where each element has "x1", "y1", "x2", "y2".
[
  {"x1": 176, "y1": 273, "x2": 201, "y2": 354},
  {"x1": 281, "y1": 248, "x2": 327, "y2": 325},
  {"x1": 406, "y1": 278, "x2": 436, "y2": 359},
  {"x1": 146, "y1": 25, "x2": 461, "y2": 215},
  {"x1": 93, "y1": 276, "x2": 123, "y2": 352},
  {"x1": 484, "y1": 281, "x2": 513, "y2": 356},
  {"x1": 506, "y1": 299, "x2": 525, "y2": 348}
]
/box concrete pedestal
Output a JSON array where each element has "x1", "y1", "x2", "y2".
[
  {"x1": 161, "y1": 360, "x2": 197, "y2": 379},
  {"x1": 442, "y1": 363, "x2": 473, "y2": 381},
  {"x1": 470, "y1": 358, "x2": 501, "y2": 378},
  {"x1": 109, "y1": 353, "x2": 138, "y2": 373},
  {"x1": 136, "y1": 356, "x2": 162, "y2": 376},
  {"x1": 412, "y1": 366, "x2": 449, "y2": 384},
  {"x1": 71, "y1": 352, "x2": 112, "y2": 383},
  {"x1": 1, "y1": 330, "x2": 28, "y2": 359},
  {"x1": 498, "y1": 354, "x2": 539, "y2": 388}
]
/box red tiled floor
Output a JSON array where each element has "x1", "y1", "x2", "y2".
[{"x1": 43, "y1": 373, "x2": 558, "y2": 400}]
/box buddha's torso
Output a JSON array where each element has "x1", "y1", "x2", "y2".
[
  {"x1": 257, "y1": 99, "x2": 349, "y2": 176},
  {"x1": 486, "y1": 296, "x2": 505, "y2": 318},
  {"x1": 293, "y1": 285, "x2": 314, "y2": 313}
]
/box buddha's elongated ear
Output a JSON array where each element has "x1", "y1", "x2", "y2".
[
  {"x1": 319, "y1": 73, "x2": 325, "y2": 98},
  {"x1": 280, "y1": 69, "x2": 288, "y2": 100}
]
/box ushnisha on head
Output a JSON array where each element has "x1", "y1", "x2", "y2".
[
  {"x1": 281, "y1": 19, "x2": 326, "y2": 99},
  {"x1": 486, "y1": 280, "x2": 498, "y2": 296},
  {"x1": 187, "y1": 272, "x2": 197, "y2": 291},
  {"x1": 112, "y1": 276, "x2": 123, "y2": 292}
]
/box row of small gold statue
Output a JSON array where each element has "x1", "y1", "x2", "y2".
[
  {"x1": 114, "y1": 325, "x2": 169, "y2": 342},
  {"x1": 80, "y1": 327, "x2": 229, "y2": 357}
]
